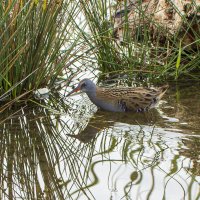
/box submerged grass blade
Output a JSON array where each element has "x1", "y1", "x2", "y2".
[{"x1": 176, "y1": 40, "x2": 182, "y2": 79}]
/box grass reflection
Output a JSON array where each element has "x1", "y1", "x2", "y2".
[{"x1": 0, "y1": 100, "x2": 93, "y2": 199}]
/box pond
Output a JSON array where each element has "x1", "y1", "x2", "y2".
[{"x1": 0, "y1": 81, "x2": 199, "y2": 200}]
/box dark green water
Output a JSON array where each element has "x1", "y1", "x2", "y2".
[{"x1": 0, "y1": 82, "x2": 199, "y2": 200}]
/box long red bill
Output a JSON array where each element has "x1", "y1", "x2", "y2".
[{"x1": 66, "y1": 86, "x2": 81, "y2": 97}]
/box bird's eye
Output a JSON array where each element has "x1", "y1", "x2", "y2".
[{"x1": 81, "y1": 83, "x2": 86, "y2": 88}]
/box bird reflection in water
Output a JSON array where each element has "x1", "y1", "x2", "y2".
[{"x1": 66, "y1": 108, "x2": 164, "y2": 143}]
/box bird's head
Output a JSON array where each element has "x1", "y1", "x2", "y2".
[{"x1": 66, "y1": 79, "x2": 96, "y2": 97}]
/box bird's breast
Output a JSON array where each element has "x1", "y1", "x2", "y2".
[{"x1": 87, "y1": 94, "x2": 124, "y2": 112}]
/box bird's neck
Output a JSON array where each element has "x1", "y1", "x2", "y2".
[{"x1": 86, "y1": 87, "x2": 98, "y2": 102}]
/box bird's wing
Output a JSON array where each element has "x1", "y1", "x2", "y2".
[{"x1": 96, "y1": 86, "x2": 168, "y2": 111}]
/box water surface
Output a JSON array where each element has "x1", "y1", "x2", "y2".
[{"x1": 0, "y1": 82, "x2": 199, "y2": 199}]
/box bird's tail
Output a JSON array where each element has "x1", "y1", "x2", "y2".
[
  {"x1": 160, "y1": 84, "x2": 169, "y2": 92},
  {"x1": 158, "y1": 84, "x2": 169, "y2": 99}
]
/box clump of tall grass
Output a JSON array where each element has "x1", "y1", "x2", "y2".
[
  {"x1": 80, "y1": 0, "x2": 200, "y2": 81},
  {"x1": 0, "y1": 0, "x2": 83, "y2": 102}
]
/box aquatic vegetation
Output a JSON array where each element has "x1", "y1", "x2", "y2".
[
  {"x1": 0, "y1": 0, "x2": 87, "y2": 103},
  {"x1": 80, "y1": 0, "x2": 200, "y2": 80},
  {"x1": 1, "y1": 0, "x2": 200, "y2": 108}
]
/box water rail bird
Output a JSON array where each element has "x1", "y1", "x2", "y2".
[{"x1": 66, "y1": 79, "x2": 168, "y2": 112}]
